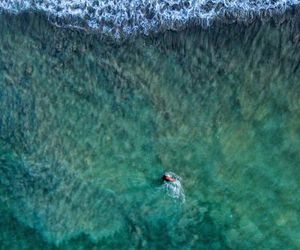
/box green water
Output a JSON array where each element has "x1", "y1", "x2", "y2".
[{"x1": 0, "y1": 11, "x2": 300, "y2": 250}]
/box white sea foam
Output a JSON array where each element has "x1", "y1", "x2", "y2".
[{"x1": 0, "y1": 0, "x2": 299, "y2": 37}]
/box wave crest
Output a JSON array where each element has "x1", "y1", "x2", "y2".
[{"x1": 0, "y1": 0, "x2": 299, "y2": 37}]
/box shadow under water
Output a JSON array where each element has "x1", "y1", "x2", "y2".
[{"x1": 0, "y1": 9, "x2": 300, "y2": 250}]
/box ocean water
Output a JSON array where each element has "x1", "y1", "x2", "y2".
[
  {"x1": 1, "y1": 0, "x2": 300, "y2": 38},
  {"x1": 0, "y1": 4, "x2": 300, "y2": 250}
]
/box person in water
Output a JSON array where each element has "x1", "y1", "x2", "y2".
[
  {"x1": 161, "y1": 172, "x2": 185, "y2": 202},
  {"x1": 162, "y1": 173, "x2": 176, "y2": 182}
]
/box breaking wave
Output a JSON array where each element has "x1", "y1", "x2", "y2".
[{"x1": 0, "y1": 0, "x2": 299, "y2": 38}]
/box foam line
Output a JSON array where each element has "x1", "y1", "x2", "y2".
[{"x1": 0, "y1": 0, "x2": 299, "y2": 37}]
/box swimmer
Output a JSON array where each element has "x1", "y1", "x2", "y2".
[
  {"x1": 161, "y1": 172, "x2": 185, "y2": 202},
  {"x1": 162, "y1": 173, "x2": 176, "y2": 183}
]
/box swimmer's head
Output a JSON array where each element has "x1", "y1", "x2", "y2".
[{"x1": 162, "y1": 174, "x2": 176, "y2": 182}]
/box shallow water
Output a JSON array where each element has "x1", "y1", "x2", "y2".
[{"x1": 0, "y1": 10, "x2": 300, "y2": 250}]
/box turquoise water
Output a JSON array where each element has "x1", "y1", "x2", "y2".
[{"x1": 0, "y1": 11, "x2": 300, "y2": 249}]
